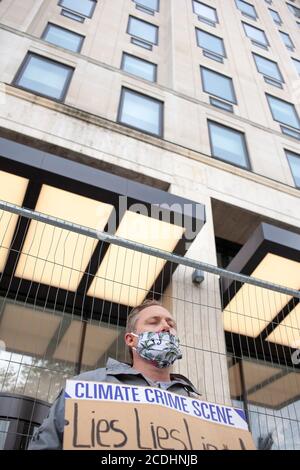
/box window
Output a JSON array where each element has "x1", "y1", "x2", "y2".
[
  {"x1": 269, "y1": 9, "x2": 282, "y2": 25},
  {"x1": 292, "y1": 57, "x2": 300, "y2": 74},
  {"x1": 13, "y1": 53, "x2": 74, "y2": 101},
  {"x1": 253, "y1": 53, "x2": 284, "y2": 87},
  {"x1": 285, "y1": 150, "x2": 300, "y2": 187},
  {"x1": 61, "y1": 10, "x2": 85, "y2": 22},
  {"x1": 192, "y1": 1, "x2": 218, "y2": 26},
  {"x1": 279, "y1": 31, "x2": 294, "y2": 50},
  {"x1": 42, "y1": 24, "x2": 84, "y2": 52},
  {"x1": 200, "y1": 67, "x2": 236, "y2": 111},
  {"x1": 133, "y1": 0, "x2": 159, "y2": 14},
  {"x1": 196, "y1": 29, "x2": 226, "y2": 62},
  {"x1": 287, "y1": 2, "x2": 300, "y2": 18},
  {"x1": 236, "y1": 0, "x2": 257, "y2": 19},
  {"x1": 58, "y1": 0, "x2": 96, "y2": 18},
  {"x1": 208, "y1": 121, "x2": 250, "y2": 168},
  {"x1": 121, "y1": 53, "x2": 157, "y2": 82},
  {"x1": 0, "y1": 420, "x2": 9, "y2": 450},
  {"x1": 243, "y1": 22, "x2": 269, "y2": 48},
  {"x1": 118, "y1": 88, "x2": 163, "y2": 136},
  {"x1": 266, "y1": 94, "x2": 300, "y2": 138},
  {"x1": 127, "y1": 16, "x2": 158, "y2": 50}
]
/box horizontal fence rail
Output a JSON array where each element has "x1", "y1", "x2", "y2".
[{"x1": 0, "y1": 200, "x2": 299, "y2": 450}]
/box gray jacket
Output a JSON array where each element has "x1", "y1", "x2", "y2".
[{"x1": 28, "y1": 358, "x2": 200, "y2": 450}]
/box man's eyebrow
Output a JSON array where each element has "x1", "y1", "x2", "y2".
[{"x1": 145, "y1": 315, "x2": 176, "y2": 325}]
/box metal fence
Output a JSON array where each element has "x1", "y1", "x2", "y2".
[{"x1": 0, "y1": 200, "x2": 299, "y2": 450}]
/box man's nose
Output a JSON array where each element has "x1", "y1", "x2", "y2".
[{"x1": 160, "y1": 320, "x2": 171, "y2": 331}]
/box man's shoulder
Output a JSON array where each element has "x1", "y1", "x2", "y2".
[
  {"x1": 72, "y1": 367, "x2": 108, "y2": 382},
  {"x1": 70, "y1": 358, "x2": 132, "y2": 383}
]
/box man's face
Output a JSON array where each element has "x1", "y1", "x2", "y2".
[
  {"x1": 125, "y1": 305, "x2": 177, "y2": 350},
  {"x1": 134, "y1": 305, "x2": 177, "y2": 335}
]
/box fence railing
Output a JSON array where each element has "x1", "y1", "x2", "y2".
[{"x1": 0, "y1": 200, "x2": 299, "y2": 450}]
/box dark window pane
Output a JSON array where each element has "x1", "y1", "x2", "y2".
[
  {"x1": 292, "y1": 58, "x2": 300, "y2": 74},
  {"x1": 286, "y1": 151, "x2": 300, "y2": 187},
  {"x1": 128, "y1": 17, "x2": 158, "y2": 44},
  {"x1": 43, "y1": 24, "x2": 83, "y2": 52},
  {"x1": 209, "y1": 121, "x2": 249, "y2": 168},
  {"x1": 61, "y1": 9, "x2": 85, "y2": 22},
  {"x1": 193, "y1": 1, "x2": 218, "y2": 23},
  {"x1": 253, "y1": 54, "x2": 283, "y2": 82},
  {"x1": 243, "y1": 23, "x2": 268, "y2": 46},
  {"x1": 134, "y1": 0, "x2": 159, "y2": 11},
  {"x1": 201, "y1": 67, "x2": 236, "y2": 103},
  {"x1": 287, "y1": 3, "x2": 300, "y2": 18},
  {"x1": 269, "y1": 9, "x2": 282, "y2": 24},
  {"x1": 197, "y1": 29, "x2": 225, "y2": 56},
  {"x1": 15, "y1": 54, "x2": 73, "y2": 100},
  {"x1": 280, "y1": 31, "x2": 294, "y2": 49},
  {"x1": 267, "y1": 95, "x2": 300, "y2": 129},
  {"x1": 122, "y1": 54, "x2": 156, "y2": 82},
  {"x1": 119, "y1": 89, "x2": 162, "y2": 136},
  {"x1": 236, "y1": 0, "x2": 257, "y2": 18},
  {"x1": 59, "y1": 0, "x2": 96, "y2": 17},
  {"x1": 0, "y1": 421, "x2": 10, "y2": 450}
]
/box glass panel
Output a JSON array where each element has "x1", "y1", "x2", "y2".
[
  {"x1": 281, "y1": 126, "x2": 300, "y2": 139},
  {"x1": 210, "y1": 97, "x2": 233, "y2": 112},
  {"x1": 43, "y1": 24, "x2": 83, "y2": 52},
  {"x1": 197, "y1": 29, "x2": 225, "y2": 56},
  {"x1": 228, "y1": 357, "x2": 300, "y2": 449},
  {"x1": 0, "y1": 297, "x2": 128, "y2": 403},
  {"x1": 269, "y1": 9, "x2": 281, "y2": 23},
  {"x1": 244, "y1": 23, "x2": 268, "y2": 45},
  {"x1": 61, "y1": 9, "x2": 85, "y2": 22},
  {"x1": 286, "y1": 151, "x2": 300, "y2": 187},
  {"x1": 193, "y1": 1, "x2": 217, "y2": 22},
  {"x1": 78, "y1": 322, "x2": 126, "y2": 372},
  {"x1": 253, "y1": 54, "x2": 282, "y2": 81},
  {"x1": 60, "y1": 0, "x2": 95, "y2": 17},
  {"x1": 128, "y1": 17, "x2": 158, "y2": 44},
  {"x1": 16, "y1": 55, "x2": 72, "y2": 100},
  {"x1": 292, "y1": 58, "x2": 300, "y2": 74},
  {"x1": 236, "y1": 0, "x2": 257, "y2": 18},
  {"x1": 280, "y1": 31, "x2": 294, "y2": 49},
  {"x1": 0, "y1": 304, "x2": 74, "y2": 403},
  {"x1": 0, "y1": 420, "x2": 9, "y2": 450},
  {"x1": 287, "y1": 3, "x2": 300, "y2": 18},
  {"x1": 122, "y1": 54, "x2": 156, "y2": 81},
  {"x1": 209, "y1": 122, "x2": 249, "y2": 167},
  {"x1": 131, "y1": 37, "x2": 153, "y2": 50},
  {"x1": 120, "y1": 89, "x2": 162, "y2": 136},
  {"x1": 134, "y1": 0, "x2": 159, "y2": 11},
  {"x1": 267, "y1": 95, "x2": 300, "y2": 129},
  {"x1": 201, "y1": 67, "x2": 235, "y2": 102}
]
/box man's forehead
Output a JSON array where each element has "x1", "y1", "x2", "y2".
[{"x1": 138, "y1": 305, "x2": 174, "y2": 320}]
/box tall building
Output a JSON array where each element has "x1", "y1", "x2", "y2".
[{"x1": 0, "y1": 0, "x2": 299, "y2": 449}]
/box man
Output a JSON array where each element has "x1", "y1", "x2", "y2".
[{"x1": 29, "y1": 299, "x2": 200, "y2": 450}]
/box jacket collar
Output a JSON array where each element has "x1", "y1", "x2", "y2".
[{"x1": 105, "y1": 358, "x2": 201, "y2": 395}]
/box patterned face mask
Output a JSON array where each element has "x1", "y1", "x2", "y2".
[{"x1": 131, "y1": 331, "x2": 182, "y2": 369}]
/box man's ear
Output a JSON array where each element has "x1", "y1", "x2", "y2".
[{"x1": 125, "y1": 332, "x2": 135, "y2": 348}]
